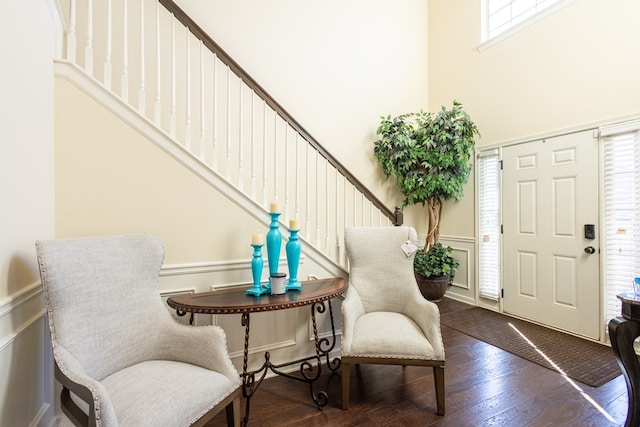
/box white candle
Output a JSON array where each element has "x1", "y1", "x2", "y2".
[
  {"x1": 289, "y1": 219, "x2": 299, "y2": 230},
  {"x1": 269, "y1": 202, "x2": 280, "y2": 213},
  {"x1": 251, "y1": 233, "x2": 264, "y2": 245}
]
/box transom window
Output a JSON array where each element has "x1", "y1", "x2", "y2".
[{"x1": 485, "y1": 0, "x2": 564, "y2": 40}]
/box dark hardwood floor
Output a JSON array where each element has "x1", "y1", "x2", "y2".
[{"x1": 209, "y1": 298, "x2": 628, "y2": 426}]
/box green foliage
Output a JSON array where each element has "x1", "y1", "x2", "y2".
[
  {"x1": 414, "y1": 243, "x2": 459, "y2": 279},
  {"x1": 373, "y1": 101, "x2": 479, "y2": 208}
]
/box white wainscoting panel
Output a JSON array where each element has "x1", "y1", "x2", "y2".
[
  {"x1": 0, "y1": 282, "x2": 54, "y2": 427},
  {"x1": 439, "y1": 236, "x2": 476, "y2": 305}
]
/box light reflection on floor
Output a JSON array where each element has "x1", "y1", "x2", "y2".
[{"x1": 508, "y1": 322, "x2": 618, "y2": 424}]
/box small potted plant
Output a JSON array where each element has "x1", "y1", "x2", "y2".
[
  {"x1": 373, "y1": 101, "x2": 478, "y2": 301},
  {"x1": 413, "y1": 242, "x2": 459, "y2": 302}
]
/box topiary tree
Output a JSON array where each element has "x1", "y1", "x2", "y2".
[{"x1": 374, "y1": 101, "x2": 479, "y2": 249}]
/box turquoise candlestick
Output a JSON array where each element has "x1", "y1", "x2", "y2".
[
  {"x1": 246, "y1": 243, "x2": 269, "y2": 296},
  {"x1": 266, "y1": 212, "x2": 282, "y2": 280},
  {"x1": 286, "y1": 228, "x2": 302, "y2": 291}
]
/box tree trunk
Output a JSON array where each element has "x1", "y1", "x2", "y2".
[{"x1": 425, "y1": 196, "x2": 443, "y2": 250}]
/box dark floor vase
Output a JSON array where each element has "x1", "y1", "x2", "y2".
[{"x1": 415, "y1": 273, "x2": 450, "y2": 302}]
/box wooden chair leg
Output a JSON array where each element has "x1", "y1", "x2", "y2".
[
  {"x1": 433, "y1": 365, "x2": 445, "y2": 416},
  {"x1": 341, "y1": 361, "x2": 351, "y2": 409},
  {"x1": 226, "y1": 395, "x2": 241, "y2": 427}
]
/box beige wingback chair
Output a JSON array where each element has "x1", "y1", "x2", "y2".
[
  {"x1": 36, "y1": 234, "x2": 241, "y2": 427},
  {"x1": 341, "y1": 226, "x2": 445, "y2": 415}
]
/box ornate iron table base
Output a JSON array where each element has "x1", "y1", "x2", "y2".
[
  {"x1": 167, "y1": 278, "x2": 347, "y2": 427},
  {"x1": 240, "y1": 300, "x2": 341, "y2": 427}
]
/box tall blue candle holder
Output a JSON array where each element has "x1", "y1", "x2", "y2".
[
  {"x1": 246, "y1": 243, "x2": 269, "y2": 296},
  {"x1": 266, "y1": 212, "x2": 282, "y2": 282},
  {"x1": 286, "y1": 228, "x2": 302, "y2": 291}
]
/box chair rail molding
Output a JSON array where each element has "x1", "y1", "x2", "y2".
[{"x1": 0, "y1": 281, "x2": 45, "y2": 351}]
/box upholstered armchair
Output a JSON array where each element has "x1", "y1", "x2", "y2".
[
  {"x1": 36, "y1": 234, "x2": 241, "y2": 427},
  {"x1": 341, "y1": 226, "x2": 445, "y2": 415}
]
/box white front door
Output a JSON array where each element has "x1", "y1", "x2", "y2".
[{"x1": 502, "y1": 130, "x2": 600, "y2": 340}]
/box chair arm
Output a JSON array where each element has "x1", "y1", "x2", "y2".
[
  {"x1": 403, "y1": 295, "x2": 446, "y2": 359},
  {"x1": 158, "y1": 321, "x2": 241, "y2": 384},
  {"x1": 53, "y1": 344, "x2": 118, "y2": 427},
  {"x1": 340, "y1": 285, "x2": 365, "y2": 355}
]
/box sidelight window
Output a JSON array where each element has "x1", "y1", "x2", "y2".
[
  {"x1": 602, "y1": 122, "x2": 640, "y2": 326},
  {"x1": 477, "y1": 149, "x2": 501, "y2": 300}
]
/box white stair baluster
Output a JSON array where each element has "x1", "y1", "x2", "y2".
[
  {"x1": 284, "y1": 127, "x2": 289, "y2": 221},
  {"x1": 154, "y1": 1, "x2": 161, "y2": 125},
  {"x1": 238, "y1": 84, "x2": 244, "y2": 191},
  {"x1": 353, "y1": 185, "x2": 357, "y2": 229},
  {"x1": 212, "y1": 55, "x2": 218, "y2": 170},
  {"x1": 273, "y1": 113, "x2": 278, "y2": 204},
  {"x1": 295, "y1": 135, "x2": 300, "y2": 225},
  {"x1": 335, "y1": 172, "x2": 341, "y2": 263},
  {"x1": 169, "y1": 15, "x2": 176, "y2": 138},
  {"x1": 199, "y1": 41, "x2": 206, "y2": 160},
  {"x1": 305, "y1": 144, "x2": 311, "y2": 239},
  {"x1": 67, "y1": 0, "x2": 77, "y2": 62},
  {"x1": 325, "y1": 160, "x2": 331, "y2": 253},
  {"x1": 315, "y1": 151, "x2": 321, "y2": 247},
  {"x1": 185, "y1": 33, "x2": 192, "y2": 150},
  {"x1": 225, "y1": 65, "x2": 231, "y2": 181},
  {"x1": 84, "y1": 0, "x2": 93, "y2": 74},
  {"x1": 262, "y1": 102, "x2": 268, "y2": 207},
  {"x1": 121, "y1": 0, "x2": 129, "y2": 102},
  {"x1": 104, "y1": 0, "x2": 112, "y2": 90},
  {"x1": 343, "y1": 178, "x2": 349, "y2": 265},
  {"x1": 138, "y1": 0, "x2": 145, "y2": 114},
  {"x1": 250, "y1": 92, "x2": 256, "y2": 198}
]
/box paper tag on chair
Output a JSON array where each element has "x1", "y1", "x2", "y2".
[{"x1": 400, "y1": 240, "x2": 418, "y2": 257}]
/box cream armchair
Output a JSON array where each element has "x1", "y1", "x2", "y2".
[
  {"x1": 341, "y1": 226, "x2": 445, "y2": 415},
  {"x1": 36, "y1": 234, "x2": 241, "y2": 427}
]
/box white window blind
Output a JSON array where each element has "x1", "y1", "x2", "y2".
[
  {"x1": 603, "y1": 129, "x2": 640, "y2": 325},
  {"x1": 477, "y1": 150, "x2": 501, "y2": 300},
  {"x1": 485, "y1": 0, "x2": 563, "y2": 40}
]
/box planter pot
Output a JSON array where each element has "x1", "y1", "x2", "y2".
[{"x1": 415, "y1": 273, "x2": 450, "y2": 302}]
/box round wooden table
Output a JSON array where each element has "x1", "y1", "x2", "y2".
[{"x1": 167, "y1": 277, "x2": 347, "y2": 426}]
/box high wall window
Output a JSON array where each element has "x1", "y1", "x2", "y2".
[{"x1": 484, "y1": 0, "x2": 565, "y2": 40}]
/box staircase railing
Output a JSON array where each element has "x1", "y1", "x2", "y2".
[{"x1": 58, "y1": 0, "x2": 401, "y2": 267}]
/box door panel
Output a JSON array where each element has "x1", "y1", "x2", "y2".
[{"x1": 503, "y1": 130, "x2": 599, "y2": 339}]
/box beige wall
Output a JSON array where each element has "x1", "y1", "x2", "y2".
[
  {"x1": 430, "y1": 0, "x2": 640, "y2": 239},
  {"x1": 55, "y1": 77, "x2": 267, "y2": 264},
  {"x1": 0, "y1": 0, "x2": 56, "y2": 425},
  {"x1": 430, "y1": 0, "x2": 640, "y2": 147}
]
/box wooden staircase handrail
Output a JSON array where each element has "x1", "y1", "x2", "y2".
[{"x1": 159, "y1": 0, "x2": 401, "y2": 225}]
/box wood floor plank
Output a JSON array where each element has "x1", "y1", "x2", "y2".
[{"x1": 207, "y1": 298, "x2": 628, "y2": 426}]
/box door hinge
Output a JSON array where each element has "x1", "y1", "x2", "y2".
[
  {"x1": 501, "y1": 224, "x2": 504, "y2": 234},
  {"x1": 500, "y1": 160, "x2": 503, "y2": 170},
  {"x1": 501, "y1": 289, "x2": 504, "y2": 298}
]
